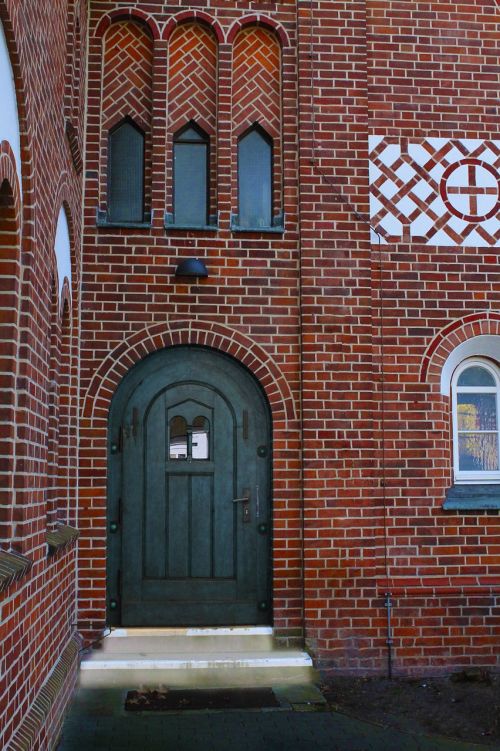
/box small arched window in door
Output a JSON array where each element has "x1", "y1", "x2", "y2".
[
  {"x1": 173, "y1": 122, "x2": 209, "y2": 227},
  {"x1": 191, "y1": 416, "x2": 210, "y2": 460},
  {"x1": 169, "y1": 416, "x2": 188, "y2": 460},
  {"x1": 238, "y1": 125, "x2": 272, "y2": 229},
  {"x1": 108, "y1": 118, "x2": 145, "y2": 223}
]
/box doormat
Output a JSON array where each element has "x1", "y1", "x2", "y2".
[{"x1": 125, "y1": 687, "x2": 280, "y2": 712}]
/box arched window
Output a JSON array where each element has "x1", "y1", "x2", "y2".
[
  {"x1": 238, "y1": 125, "x2": 272, "y2": 229},
  {"x1": 452, "y1": 358, "x2": 500, "y2": 482},
  {"x1": 173, "y1": 122, "x2": 209, "y2": 227},
  {"x1": 108, "y1": 118, "x2": 145, "y2": 223}
]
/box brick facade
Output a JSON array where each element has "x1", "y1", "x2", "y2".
[
  {"x1": 1, "y1": 0, "x2": 499, "y2": 746},
  {"x1": 0, "y1": 0, "x2": 84, "y2": 748}
]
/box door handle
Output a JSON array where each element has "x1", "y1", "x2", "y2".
[{"x1": 232, "y1": 490, "x2": 251, "y2": 523}]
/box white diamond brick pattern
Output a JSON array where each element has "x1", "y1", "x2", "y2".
[{"x1": 368, "y1": 137, "x2": 500, "y2": 247}]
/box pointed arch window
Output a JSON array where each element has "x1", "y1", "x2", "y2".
[
  {"x1": 237, "y1": 125, "x2": 272, "y2": 229},
  {"x1": 173, "y1": 122, "x2": 209, "y2": 227},
  {"x1": 108, "y1": 118, "x2": 145, "y2": 223}
]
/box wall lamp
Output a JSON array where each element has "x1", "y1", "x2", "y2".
[{"x1": 175, "y1": 258, "x2": 209, "y2": 278}]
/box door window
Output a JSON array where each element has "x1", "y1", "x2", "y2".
[{"x1": 169, "y1": 414, "x2": 210, "y2": 460}]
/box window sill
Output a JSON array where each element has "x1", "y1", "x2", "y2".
[
  {"x1": 165, "y1": 224, "x2": 219, "y2": 232},
  {"x1": 164, "y1": 213, "x2": 218, "y2": 232},
  {"x1": 443, "y1": 484, "x2": 500, "y2": 511},
  {"x1": 0, "y1": 549, "x2": 32, "y2": 593},
  {"x1": 230, "y1": 213, "x2": 284, "y2": 234},
  {"x1": 231, "y1": 225, "x2": 285, "y2": 235},
  {"x1": 47, "y1": 524, "x2": 80, "y2": 557},
  {"x1": 96, "y1": 208, "x2": 152, "y2": 229}
]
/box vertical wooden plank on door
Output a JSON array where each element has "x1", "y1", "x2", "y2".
[
  {"x1": 168, "y1": 473, "x2": 189, "y2": 577},
  {"x1": 213, "y1": 393, "x2": 235, "y2": 579},
  {"x1": 144, "y1": 393, "x2": 166, "y2": 578},
  {"x1": 190, "y1": 474, "x2": 213, "y2": 577}
]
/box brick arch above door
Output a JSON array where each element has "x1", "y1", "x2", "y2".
[{"x1": 82, "y1": 320, "x2": 297, "y2": 427}]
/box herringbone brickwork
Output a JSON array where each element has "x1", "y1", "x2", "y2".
[
  {"x1": 232, "y1": 27, "x2": 282, "y2": 216},
  {"x1": 101, "y1": 21, "x2": 153, "y2": 212},
  {"x1": 167, "y1": 22, "x2": 218, "y2": 215}
]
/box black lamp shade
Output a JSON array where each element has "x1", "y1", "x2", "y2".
[{"x1": 175, "y1": 258, "x2": 208, "y2": 278}]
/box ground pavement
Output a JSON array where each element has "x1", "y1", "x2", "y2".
[{"x1": 57, "y1": 683, "x2": 493, "y2": 751}]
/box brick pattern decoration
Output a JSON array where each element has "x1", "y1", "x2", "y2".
[
  {"x1": 7, "y1": 634, "x2": 80, "y2": 751},
  {"x1": 0, "y1": 164, "x2": 21, "y2": 543},
  {"x1": 422, "y1": 312, "x2": 500, "y2": 386},
  {"x1": 100, "y1": 20, "x2": 154, "y2": 214},
  {"x1": 45, "y1": 278, "x2": 61, "y2": 530},
  {"x1": 0, "y1": 0, "x2": 84, "y2": 748},
  {"x1": 369, "y1": 137, "x2": 500, "y2": 246},
  {"x1": 57, "y1": 301, "x2": 72, "y2": 524},
  {"x1": 232, "y1": 26, "x2": 282, "y2": 217},
  {"x1": 166, "y1": 22, "x2": 218, "y2": 217},
  {"x1": 64, "y1": 0, "x2": 86, "y2": 171}
]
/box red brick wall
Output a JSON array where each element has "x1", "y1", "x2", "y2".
[
  {"x1": 81, "y1": 0, "x2": 301, "y2": 641},
  {"x1": 0, "y1": 174, "x2": 21, "y2": 543},
  {"x1": 299, "y1": 0, "x2": 500, "y2": 674},
  {"x1": 0, "y1": 0, "x2": 84, "y2": 747},
  {"x1": 297, "y1": 0, "x2": 380, "y2": 672},
  {"x1": 80, "y1": 0, "x2": 500, "y2": 678}
]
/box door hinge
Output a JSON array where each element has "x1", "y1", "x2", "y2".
[{"x1": 123, "y1": 407, "x2": 140, "y2": 440}]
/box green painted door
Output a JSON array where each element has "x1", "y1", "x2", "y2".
[{"x1": 108, "y1": 348, "x2": 271, "y2": 626}]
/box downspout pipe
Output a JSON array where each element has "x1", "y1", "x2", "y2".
[{"x1": 385, "y1": 592, "x2": 393, "y2": 679}]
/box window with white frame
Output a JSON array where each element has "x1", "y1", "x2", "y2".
[{"x1": 452, "y1": 358, "x2": 500, "y2": 482}]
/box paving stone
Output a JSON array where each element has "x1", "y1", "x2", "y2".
[{"x1": 57, "y1": 686, "x2": 490, "y2": 751}]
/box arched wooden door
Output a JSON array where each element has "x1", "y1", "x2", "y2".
[{"x1": 107, "y1": 347, "x2": 272, "y2": 626}]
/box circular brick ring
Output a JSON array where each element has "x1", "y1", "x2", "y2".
[{"x1": 440, "y1": 158, "x2": 500, "y2": 223}]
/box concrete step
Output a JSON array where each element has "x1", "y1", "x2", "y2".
[
  {"x1": 94, "y1": 626, "x2": 276, "y2": 654},
  {"x1": 80, "y1": 627, "x2": 316, "y2": 689}
]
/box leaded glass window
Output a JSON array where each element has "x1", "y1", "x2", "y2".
[
  {"x1": 238, "y1": 125, "x2": 272, "y2": 229},
  {"x1": 173, "y1": 123, "x2": 209, "y2": 227},
  {"x1": 108, "y1": 119, "x2": 145, "y2": 223}
]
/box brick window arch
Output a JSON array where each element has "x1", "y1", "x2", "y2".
[
  {"x1": 232, "y1": 26, "x2": 282, "y2": 231},
  {"x1": 166, "y1": 22, "x2": 218, "y2": 228},
  {"x1": 100, "y1": 20, "x2": 153, "y2": 224},
  {"x1": 0, "y1": 178, "x2": 20, "y2": 543}
]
